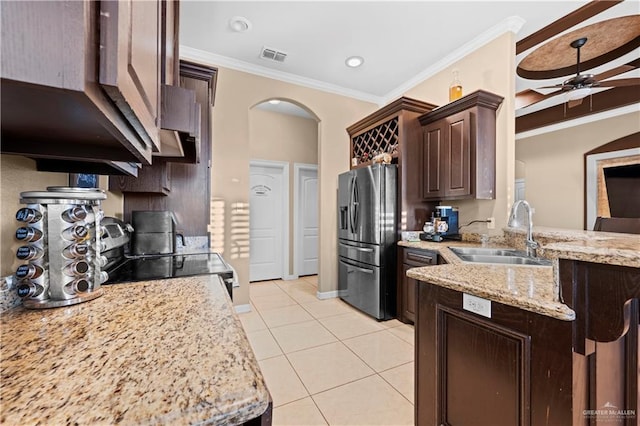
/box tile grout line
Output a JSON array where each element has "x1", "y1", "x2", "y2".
[
  {"x1": 248, "y1": 279, "x2": 414, "y2": 422},
  {"x1": 253, "y1": 277, "x2": 338, "y2": 424}
]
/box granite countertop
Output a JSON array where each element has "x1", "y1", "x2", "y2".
[
  {"x1": 400, "y1": 227, "x2": 640, "y2": 321},
  {"x1": 400, "y1": 240, "x2": 574, "y2": 321},
  {"x1": 509, "y1": 227, "x2": 640, "y2": 268},
  {"x1": 0, "y1": 275, "x2": 270, "y2": 425}
]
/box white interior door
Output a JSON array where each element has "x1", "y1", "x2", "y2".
[
  {"x1": 515, "y1": 178, "x2": 526, "y2": 201},
  {"x1": 250, "y1": 163, "x2": 285, "y2": 281},
  {"x1": 296, "y1": 165, "x2": 318, "y2": 276}
]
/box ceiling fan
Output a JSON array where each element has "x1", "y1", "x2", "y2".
[{"x1": 516, "y1": 37, "x2": 640, "y2": 110}]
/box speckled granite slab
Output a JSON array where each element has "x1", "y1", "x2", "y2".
[
  {"x1": 1, "y1": 275, "x2": 270, "y2": 425},
  {"x1": 540, "y1": 238, "x2": 640, "y2": 268},
  {"x1": 407, "y1": 264, "x2": 574, "y2": 321},
  {"x1": 401, "y1": 227, "x2": 639, "y2": 320},
  {"x1": 505, "y1": 227, "x2": 640, "y2": 268}
]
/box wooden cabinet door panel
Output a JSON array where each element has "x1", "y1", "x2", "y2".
[
  {"x1": 438, "y1": 306, "x2": 530, "y2": 426},
  {"x1": 445, "y1": 110, "x2": 471, "y2": 198},
  {"x1": 422, "y1": 123, "x2": 444, "y2": 200},
  {"x1": 100, "y1": 0, "x2": 161, "y2": 152},
  {"x1": 402, "y1": 264, "x2": 416, "y2": 323}
]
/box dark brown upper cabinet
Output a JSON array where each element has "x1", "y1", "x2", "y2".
[
  {"x1": 155, "y1": 0, "x2": 201, "y2": 163},
  {"x1": 0, "y1": 0, "x2": 190, "y2": 175},
  {"x1": 347, "y1": 97, "x2": 438, "y2": 233},
  {"x1": 418, "y1": 90, "x2": 503, "y2": 201},
  {"x1": 99, "y1": 0, "x2": 162, "y2": 153}
]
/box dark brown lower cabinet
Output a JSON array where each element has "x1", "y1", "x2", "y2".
[
  {"x1": 398, "y1": 248, "x2": 438, "y2": 324},
  {"x1": 416, "y1": 282, "x2": 573, "y2": 425}
]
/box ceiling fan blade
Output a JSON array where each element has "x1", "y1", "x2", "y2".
[
  {"x1": 567, "y1": 98, "x2": 584, "y2": 108},
  {"x1": 515, "y1": 89, "x2": 562, "y2": 109},
  {"x1": 594, "y1": 58, "x2": 640, "y2": 82},
  {"x1": 597, "y1": 78, "x2": 640, "y2": 87},
  {"x1": 537, "y1": 84, "x2": 565, "y2": 89}
]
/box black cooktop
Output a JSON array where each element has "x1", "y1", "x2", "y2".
[{"x1": 104, "y1": 252, "x2": 234, "y2": 285}]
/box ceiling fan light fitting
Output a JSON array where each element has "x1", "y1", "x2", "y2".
[{"x1": 565, "y1": 87, "x2": 593, "y2": 101}]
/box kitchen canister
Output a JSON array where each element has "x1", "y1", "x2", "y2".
[{"x1": 15, "y1": 187, "x2": 108, "y2": 309}]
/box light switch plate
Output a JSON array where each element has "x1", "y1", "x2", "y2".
[{"x1": 463, "y1": 293, "x2": 491, "y2": 318}]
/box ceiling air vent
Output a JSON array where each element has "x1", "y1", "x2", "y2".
[{"x1": 260, "y1": 46, "x2": 287, "y2": 63}]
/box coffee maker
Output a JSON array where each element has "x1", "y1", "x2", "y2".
[
  {"x1": 436, "y1": 206, "x2": 459, "y2": 236},
  {"x1": 421, "y1": 206, "x2": 460, "y2": 242}
]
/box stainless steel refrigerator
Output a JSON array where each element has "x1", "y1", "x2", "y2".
[{"x1": 337, "y1": 164, "x2": 397, "y2": 320}]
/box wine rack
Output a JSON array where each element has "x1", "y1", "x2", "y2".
[
  {"x1": 351, "y1": 117, "x2": 399, "y2": 166},
  {"x1": 347, "y1": 97, "x2": 437, "y2": 170}
]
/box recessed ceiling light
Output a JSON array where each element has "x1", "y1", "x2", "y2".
[
  {"x1": 345, "y1": 56, "x2": 364, "y2": 68},
  {"x1": 229, "y1": 16, "x2": 252, "y2": 33},
  {"x1": 268, "y1": 99, "x2": 281, "y2": 105}
]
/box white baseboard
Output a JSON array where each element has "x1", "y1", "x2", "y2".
[
  {"x1": 316, "y1": 290, "x2": 339, "y2": 300},
  {"x1": 284, "y1": 274, "x2": 298, "y2": 281},
  {"x1": 234, "y1": 304, "x2": 251, "y2": 314}
]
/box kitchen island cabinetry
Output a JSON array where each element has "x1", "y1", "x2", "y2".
[
  {"x1": 398, "y1": 247, "x2": 438, "y2": 324},
  {"x1": 559, "y1": 259, "x2": 640, "y2": 423},
  {"x1": 418, "y1": 90, "x2": 503, "y2": 201},
  {"x1": 0, "y1": 0, "x2": 164, "y2": 170},
  {"x1": 415, "y1": 280, "x2": 573, "y2": 426}
]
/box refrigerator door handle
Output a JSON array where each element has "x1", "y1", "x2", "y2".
[
  {"x1": 352, "y1": 175, "x2": 359, "y2": 231},
  {"x1": 349, "y1": 175, "x2": 357, "y2": 233},
  {"x1": 339, "y1": 259, "x2": 374, "y2": 274},
  {"x1": 339, "y1": 243, "x2": 373, "y2": 253}
]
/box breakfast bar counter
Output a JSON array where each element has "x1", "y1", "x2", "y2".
[
  {"x1": 407, "y1": 228, "x2": 640, "y2": 425},
  {"x1": 0, "y1": 275, "x2": 271, "y2": 425},
  {"x1": 399, "y1": 227, "x2": 640, "y2": 321}
]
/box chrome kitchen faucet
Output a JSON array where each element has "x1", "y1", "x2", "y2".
[{"x1": 508, "y1": 200, "x2": 539, "y2": 258}]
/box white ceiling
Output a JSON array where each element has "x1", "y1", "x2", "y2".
[{"x1": 180, "y1": 1, "x2": 639, "y2": 114}]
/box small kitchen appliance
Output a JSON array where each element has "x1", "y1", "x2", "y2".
[
  {"x1": 131, "y1": 211, "x2": 177, "y2": 255},
  {"x1": 101, "y1": 217, "x2": 133, "y2": 270},
  {"x1": 14, "y1": 187, "x2": 108, "y2": 309},
  {"x1": 420, "y1": 206, "x2": 460, "y2": 242}
]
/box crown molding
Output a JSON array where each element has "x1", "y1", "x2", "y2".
[
  {"x1": 180, "y1": 16, "x2": 524, "y2": 108},
  {"x1": 179, "y1": 46, "x2": 383, "y2": 105},
  {"x1": 516, "y1": 104, "x2": 640, "y2": 140},
  {"x1": 380, "y1": 16, "x2": 525, "y2": 105}
]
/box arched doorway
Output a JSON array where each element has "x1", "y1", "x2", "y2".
[{"x1": 248, "y1": 99, "x2": 320, "y2": 283}]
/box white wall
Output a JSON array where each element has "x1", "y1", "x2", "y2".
[
  {"x1": 201, "y1": 64, "x2": 376, "y2": 305},
  {"x1": 516, "y1": 111, "x2": 640, "y2": 229},
  {"x1": 404, "y1": 32, "x2": 516, "y2": 233}
]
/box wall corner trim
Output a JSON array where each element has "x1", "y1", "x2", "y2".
[
  {"x1": 234, "y1": 304, "x2": 251, "y2": 314},
  {"x1": 317, "y1": 290, "x2": 339, "y2": 300}
]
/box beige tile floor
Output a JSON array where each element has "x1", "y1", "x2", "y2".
[{"x1": 238, "y1": 275, "x2": 415, "y2": 426}]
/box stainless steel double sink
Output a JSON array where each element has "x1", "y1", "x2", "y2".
[{"x1": 449, "y1": 247, "x2": 552, "y2": 266}]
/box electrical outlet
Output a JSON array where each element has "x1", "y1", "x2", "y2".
[{"x1": 487, "y1": 217, "x2": 495, "y2": 229}]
